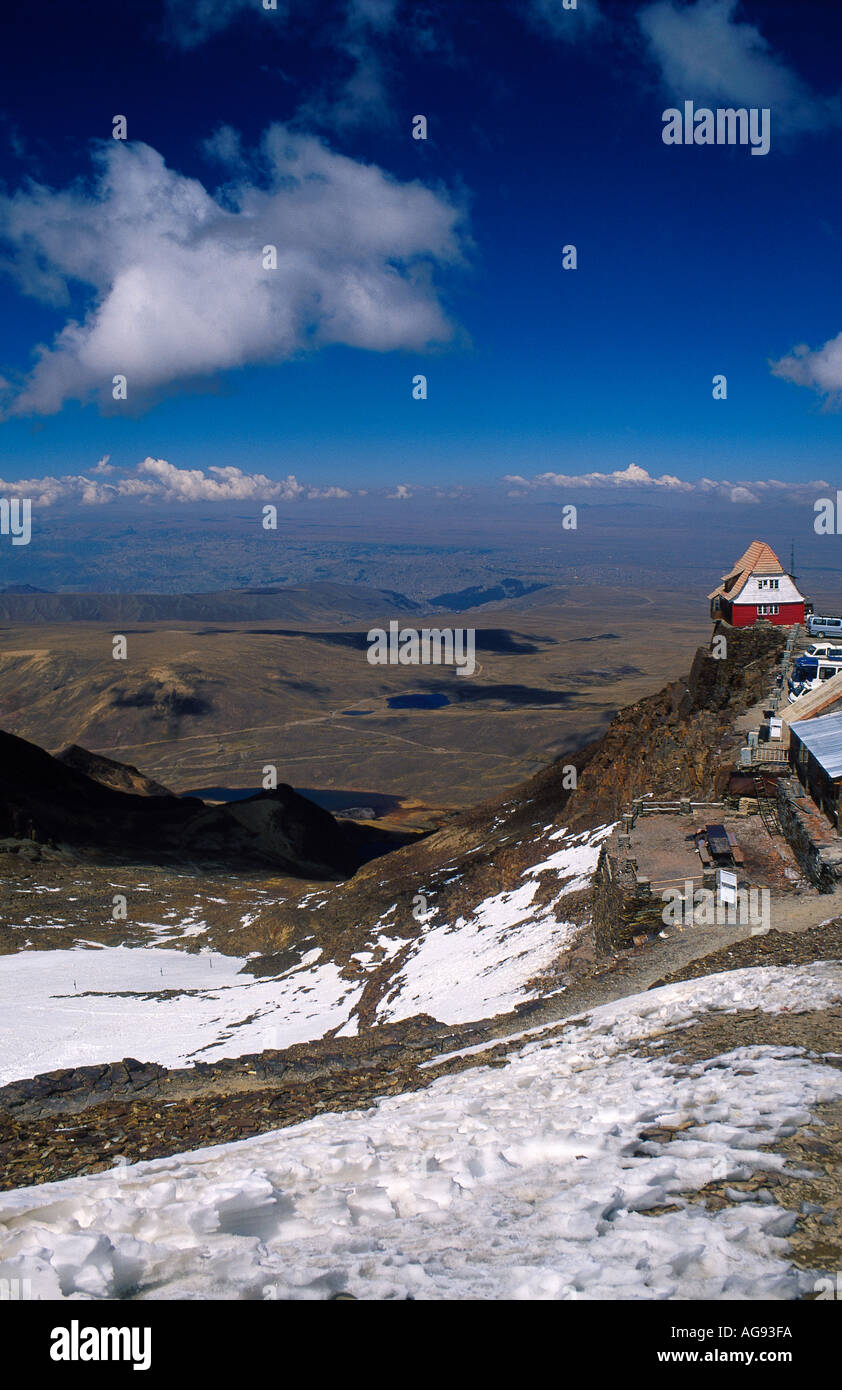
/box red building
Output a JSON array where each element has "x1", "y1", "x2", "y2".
[{"x1": 709, "y1": 541, "x2": 806, "y2": 627}]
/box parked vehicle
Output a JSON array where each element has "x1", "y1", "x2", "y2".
[
  {"x1": 788, "y1": 652, "x2": 842, "y2": 701},
  {"x1": 803, "y1": 643, "x2": 842, "y2": 660},
  {"x1": 806, "y1": 615, "x2": 842, "y2": 637}
]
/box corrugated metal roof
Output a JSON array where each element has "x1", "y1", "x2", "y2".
[
  {"x1": 790, "y1": 710, "x2": 842, "y2": 779},
  {"x1": 783, "y1": 669, "x2": 842, "y2": 724}
]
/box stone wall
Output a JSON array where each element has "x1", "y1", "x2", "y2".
[
  {"x1": 592, "y1": 845, "x2": 665, "y2": 954},
  {"x1": 775, "y1": 775, "x2": 842, "y2": 892}
]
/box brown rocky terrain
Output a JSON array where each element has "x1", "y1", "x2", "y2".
[
  {"x1": 239, "y1": 623, "x2": 786, "y2": 970},
  {"x1": 55, "y1": 744, "x2": 175, "y2": 797},
  {"x1": 0, "y1": 729, "x2": 414, "y2": 877}
]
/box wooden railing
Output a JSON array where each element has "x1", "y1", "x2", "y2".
[{"x1": 747, "y1": 745, "x2": 788, "y2": 765}]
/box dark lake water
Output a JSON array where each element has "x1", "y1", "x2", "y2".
[
  {"x1": 181, "y1": 786, "x2": 403, "y2": 817},
  {"x1": 387, "y1": 692, "x2": 451, "y2": 710}
]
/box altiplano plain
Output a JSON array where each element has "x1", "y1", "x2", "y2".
[{"x1": 0, "y1": 584, "x2": 709, "y2": 814}]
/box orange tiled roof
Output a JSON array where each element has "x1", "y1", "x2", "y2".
[{"x1": 708, "y1": 540, "x2": 785, "y2": 601}]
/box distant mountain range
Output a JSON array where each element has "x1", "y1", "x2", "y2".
[
  {"x1": 0, "y1": 578, "x2": 560, "y2": 623},
  {"x1": 0, "y1": 582, "x2": 420, "y2": 625}
]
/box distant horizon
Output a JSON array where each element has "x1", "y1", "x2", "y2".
[{"x1": 4, "y1": 488, "x2": 842, "y2": 613}]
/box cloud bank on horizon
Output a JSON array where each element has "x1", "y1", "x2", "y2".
[
  {"x1": 0, "y1": 127, "x2": 465, "y2": 419},
  {"x1": 505, "y1": 462, "x2": 830, "y2": 505},
  {"x1": 0, "y1": 457, "x2": 829, "y2": 508},
  {"x1": 0, "y1": 457, "x2": 352, "y2": 506}
]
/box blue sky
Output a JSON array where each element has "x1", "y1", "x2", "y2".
[{"x1": 1, "y1": 0, "x2": 842, "y2": 502}]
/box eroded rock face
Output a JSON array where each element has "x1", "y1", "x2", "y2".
[
  {"x1": 55, "y1": 745, "x2": 175, "y2": 798},
  {"x1": 562, "y1": 624, "x2": 785, "y2": 829}
]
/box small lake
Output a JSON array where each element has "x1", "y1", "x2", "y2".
[
  {"x1": 181, "y1": 786, "x2": 403, "y2": 818},
  {"x1": 387, "y1": 692, "x2": 451, "y2": 710}
]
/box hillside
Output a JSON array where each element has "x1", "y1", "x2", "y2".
[
  {"x1": 2, "y1": 955, "x2": 840, "y2": 1299},
  {"x1": 2, "y1": 619, "x2": 842, "y2": 1300},
  {"x1": 0, "y1": 582, "x2": 420, "y2": 625},
  {"x1": 0, "y1": 730, "x2": 407, "y2": 877}
]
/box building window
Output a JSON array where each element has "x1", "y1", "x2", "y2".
[{"x1": 757, "y1": 603, "x2": 779, "y2": 615}]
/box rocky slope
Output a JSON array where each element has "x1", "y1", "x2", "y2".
[
  {"x1": 55, "y1": 744, "x2": 175, "y2": 797},
  {"x1": 246, "y1": 624, "x2": 785, "y2": 970},
  {"x1": 0, "y1": 729, "x2": 409, "y2": 877}
]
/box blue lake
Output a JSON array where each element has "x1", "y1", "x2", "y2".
[{"x1": 387, "y1": 692, "x2": 451, "y2": 710}]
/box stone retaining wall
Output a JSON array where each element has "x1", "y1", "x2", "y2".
[
  {"x1": 776, "y1": 776, "x2": 842, "y2": 892},
  {"x1": 592, "y1": 846, "x2": 664, "y2": 954}
]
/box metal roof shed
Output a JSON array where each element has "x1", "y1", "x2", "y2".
[
  {"x1": 789, "y1": 710, "x2": 842, "y2": 824},
  {"x1": 790, "y1": 711, "x2": 842, "y2": 778}
]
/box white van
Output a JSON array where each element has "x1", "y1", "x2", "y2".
[
  {"x1": 807, "y1": 615, "x2": 842, "y2": 637},
  {"x1": 804, "y1": 643, "x2": 842, "y2": 660}
]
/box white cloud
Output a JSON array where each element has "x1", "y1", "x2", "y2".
[
  {"x1": 0, "y1": 129, "x2": 465, "y2": 418},
  {"x1": 506, "y1": 464, "x2": 829, "y2": 502},
  {"x1": 507, "y1": 462, "x2": 693, "y2": 491},
  {"x1": 639, "y1": 0, "x2": 841, "y2": 134},
  {"x1": 771, "y1": 333, "x2": 842, "y2": 404},
  {"x1": 1, "y1": 458, "x2": 831, "y2": 509},
  {"x1": 0, "y1": 457, "x2": 353, "y2": 507}
]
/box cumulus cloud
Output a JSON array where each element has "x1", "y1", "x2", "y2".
[
  {"x1": 0, "y1": 457, "x2": 353, "y2": 507},
  {"x1": 387, "y1": 483, "x2": 413, "y2": 499},
  {"x1": 770, "y1": 334, "x2": 842, "y2": 405},
  {"x1": 638, "y1": 0, "x2": 841, "y2": 134},
  {"x1": 506, "y1": 463, "x2": 693, "y2": 491},
  {"x1": 0, "y1": 128, "x2": 466, "y2": 418},
  {"x1": 506, "y1": 464, "x2": 829, "y2": 503}
]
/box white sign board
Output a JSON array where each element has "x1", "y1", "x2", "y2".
[
  {"x1": 769, "y1": 718, "x2": 783, "y2": 740},
  {"x1": 717, "y1": 869, "x2": 738, "y2": 906}
]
